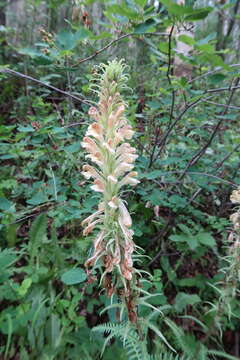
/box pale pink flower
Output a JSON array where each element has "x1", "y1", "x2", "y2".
[
  {"x1": 107, "y1": 175, "x2": 118, "y2": 184},
  {"x1": 91, "y1": 179, "x2": 105, "y2": 193},
  {"x1": 81, "y1": 208, "x2": 104, "y2": 227},
  {"x1": 94, "y1": 231, "x2": 105, "y2": 251},
  {"x1": 119, "y1": 200, "x2": 132, "y2": 227},
  {"x1": 88, "y1": 107, "x2": 99, "y2": 121},
  {"x1": 114, "y1": 163, "x2": 134, "y2": 177},
  {"x1": 118, "y1": 216, "x2": 134, "y2": 241},
  {"x1": 82, "y1": 165, "x2": 102, "y2": 180},
  {"x1": 120, "y1": 172, "x2": 140, "y2": 186},
  {"x1": 108, "y1": 196, "x2": 119, "y2": 209},
  {"x1": 83, "y1": 219, "x2": 102, "y2": 236},
  {"x1": 86, "y1": 123, "x2": 103, "y2": 140},
  {"x1": 81, "y1": 137, "x2": 99, "y2": 154},
  {"x1": 85, "y1": 153, "x2": 104, "y2": 167},
  {"x1": 117, "y1": 125, "x2": 134, "y2": 140}
]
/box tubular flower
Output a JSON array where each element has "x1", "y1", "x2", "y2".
[{"x1": 81, "y1": 60, "x2": 139, "y2": 317}]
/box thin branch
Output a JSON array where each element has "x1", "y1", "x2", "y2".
[
  {"x1": 189, "y1": 63, "x2": 240, "y2": 84},
  {"x1": 72, "y1": 32, "x2": 169, "y2": 67},
  {"x1": 202, "y1": 100, "x2": 240, "y2": 110},
  {"x1": 166, "y1": 25, "x2": 174, "y2": 85},
  {"x1": 178, "y1": 78, "x2": 239, "y2": 181},
  {"x1": 185, "y1": 172, "x2": 237, "y2": 187},
  {"x1": 148, "y1": 26, "x2": 175, "y2": 168},
  {"x1": 215, "y1": 143, "x2": 240, "y2": 169},
  {"x1": 63, "y1": 121, "x2": 86, "y2": 128},
  {"x1": 206, "y1": 85, "x2": 240, "y2": 93},
  {"x1": 0, "y1": 68, "x2": 92, "y2": 105},
  {"x1": 153, "y1": 95, "x2": 215, "y2": 159},
  {"x1": 178, "y1": 117, "x2": 225, "y2": 181}
]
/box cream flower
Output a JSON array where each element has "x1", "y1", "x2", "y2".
[{"x1": 230, "y1": 188, "x2": 240, "y2": 204}]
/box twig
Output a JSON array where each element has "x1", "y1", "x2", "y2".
[
  {"x1": 63, "y1": 121, "x2": 85, "y2": 128},
  {"x1": 215, "y1": 143, "x2": 240, "y2": 169},
  {"x1": 206, "y1": 85, "x2": 240, "y2": 93},
  {"x1": 148, "y1": 26, "x2": 175, "y2": 168},
  {"x1": 153, "y1": 96, "x2": 215, "y2": 159},
  {"x1": 178, "y1": 78, "x2": 239, "y2": 181},
  {"x1": 72, "y1": 32, "x2": 169, "y2": 67},
  {"x1": 0, "y1": 68, "x2": 92, "y2": 105},
  {"x1": 166, "y1": 26, "x2": 174, "y2": 86},
  {"x1": 202, "y1": 100, "x2": 240, "y2": 110},
  {"x1": 189, "y1": 63, "x2": 240, "y2": 84},
  {"x1": 178, "y1": 117, "x2": 225, "y2": 181},
  {"x1": 185, "y1": 172, "x2": 237, "y2": 187}
]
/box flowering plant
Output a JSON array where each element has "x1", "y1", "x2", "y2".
[{"x1": 81, "y1": 60, "x2": 140, "y2": 321}]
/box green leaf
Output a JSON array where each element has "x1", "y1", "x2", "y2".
[
  {"x1": 170, "y1": 233, "x2": 199, "y2": 250},
  {"x1": 17, "y1": 278, "x2": 32, "y2": 297},
  {"x1": 17, "y1": 125, "x2": 34, "y2": 132},
  {"x1": 61, "y1": 268, "x2": 87, "y2": 285},
  {"x1": 175, "y1": 292, "x2": 201, "y2": 312},
  {"x1": 76, "y1": 26, "x2": 93, "y2": 40},
  {"x1": 55, "y1": 29, "x2": 90, "y2": 51},
  {"x1": 106, "y1": 4, "x2": 139, "y2": 20},
  {"x1": 144, "y1": 170, "x2": 164, "y2": 179},
  {"x1": 177, "y1": 275, "x2": 207, "y2": 289},
  {"x1": 196, "y1": 232, "x2": 216, "y2": 247},
  {"x1": 208, "y1": 73, "x2": 226, "y2": 84},
  {"x1": 18, "y1": 48, "x2": 52, "y2": 65},
  {"x1": 134, "y1": 0, "x2": 147, "y2": 7},
  {"x1": 29, "y1": 213, "x2": 48, "y2": 261},
  {"x1": 197, "y1": 32, "x2": 216, "y2": 45},
  {"x1": 0, "y1": 249, "x2": 17, "y2": 270},
  {"x1": 27, "y1": 191, "x2": 48, "y2": 205},
  {"x1": 64, "y1": 142, "x2": 81, "y2": 153},
  {"x1": 178, "y1": 34, "x2": 195, "y2": 46},
  {"x1": 134, "y1": 19, "x2": 156, "y2": 34},
  {"x1": 208, "y1": 350, "x2": 239, "y2": 360},
  {"x1": 185, "y1": 7, "x2": 213, "y2": 21},
  {"x1": 0, "y1": 197, "x2": 14, "y2": 211},
  {"x1": 160, "y1": 1, "x2": 212, "y2": 20}
]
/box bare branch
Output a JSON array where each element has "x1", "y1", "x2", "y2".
[
  {"x1": 0, "y1": 68, "x2": 92, "y2": 105},
  {"x1": 206, "y1": 85, "x2": 240, "y2": 93},
  {"x1": 72, "y1": 32, "x2": 169, "y2": 67},
  {"x1": 189, "y1": 63, "x2": 240, "y2": 84},
  {"x1": 202, "y1": 100, "x2": 240, "y2": 110}
]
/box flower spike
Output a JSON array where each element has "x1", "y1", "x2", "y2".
[{"x1": 81, "y1": 60, "x2": 139, "y2": 322}]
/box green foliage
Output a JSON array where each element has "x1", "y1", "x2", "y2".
[{"x1": 1, "y1": 0, "x2": 240, "y2": 358}]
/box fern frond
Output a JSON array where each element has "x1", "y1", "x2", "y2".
[
  {"x1": 164, "y1": 318, "x2": 195, "y2": 356},
  {"x1": 92, "y1": 321, "x2": 148, "y2": 360}
]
